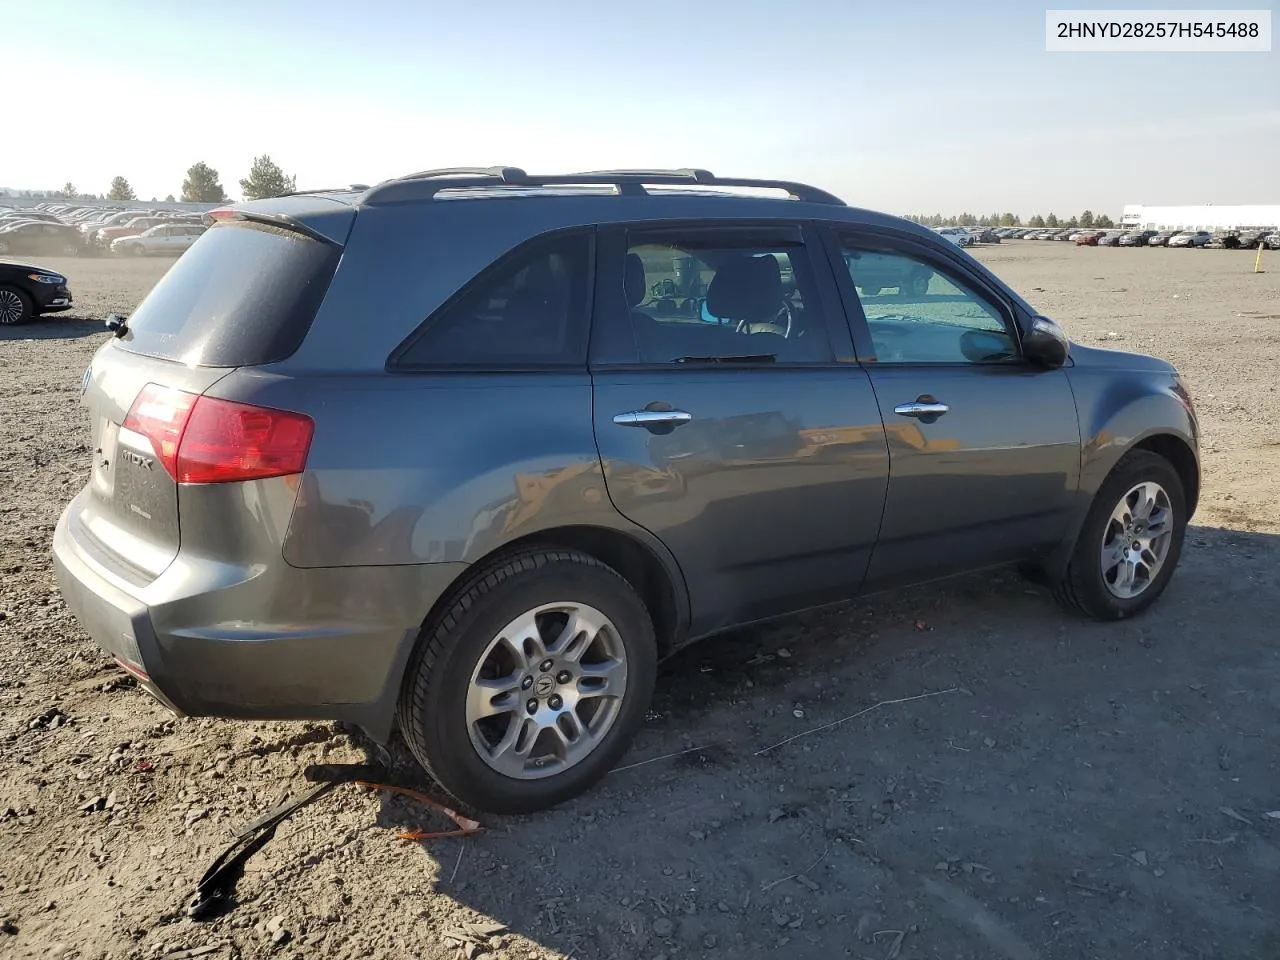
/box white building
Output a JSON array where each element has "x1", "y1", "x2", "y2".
[{"x1": 1121, "y1": 204, "x2": 1280, "y2": 231}]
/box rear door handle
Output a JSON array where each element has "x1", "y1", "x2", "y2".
[
  {"x1": 613, "y1": 410, "x2": 693, "y2": 428},
  {"x1": 894, "y1": 400, "x2": 949, "y2": 418}
]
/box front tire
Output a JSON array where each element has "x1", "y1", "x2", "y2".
[
  {"x1": 397, "y1": 548, "x2": 657, "y2": 814},
  {"x1": 0, "y1": 285, "x2": 33, "y2": 325},
  {"x1": 1053, "y1": 450, "x2": 1187, "y2": 621}
]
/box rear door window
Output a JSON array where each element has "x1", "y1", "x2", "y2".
[
  {"x1": 617, "y1": 230, "x2": 832, "y2": 365},
  {"x1": 117, "y1": 219, "x2": 340, "y2": 367}
]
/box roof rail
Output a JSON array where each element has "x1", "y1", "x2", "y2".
[
  {"x1": 396, "y1": 166, "x2": 530, "y2": 183},
  {"x1": 571, "y1": 168, "x2": 716, "y2": 181},
  {"x1": 362, "y1": 168, "x2": 844, "y2": 206},
  {"x1": 275, "y1": 183, "x2": 372, "y2": 198}
]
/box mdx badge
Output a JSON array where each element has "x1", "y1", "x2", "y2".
[{"x1": 121, "y1": 449, "x2": 154, "y2": 470}]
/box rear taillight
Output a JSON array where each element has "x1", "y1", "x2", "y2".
[
  {"x1": 122, "y1": 384, "x2": 194, "y2": 478},
  {"x1": 178, "y1": 394, "x2": 314, "y2": 483},
  {"x1": 123, "y1": 383, "x2": 313, "y2": 484}
]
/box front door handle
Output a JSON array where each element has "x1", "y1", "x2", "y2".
[
  {"x1": 613, "y1": 410, "x2": 693, "y2": 428},
  {"x1": 894, "y1": 399, "x2": 950, "y2": 419}
]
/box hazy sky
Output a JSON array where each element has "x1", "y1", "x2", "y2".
[{"x1": 7, "y1": 0, "x2": 1277, "y2": 217}]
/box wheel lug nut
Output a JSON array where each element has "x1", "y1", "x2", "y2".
[
  {"x1": 521, "y1": 676, "x2": 533, "y2": 690},
  {"x1": 539, "y1": 659, "x2": 554, "y2": 672},
  {"x1": 526, "y1": 699, "x2": 538, "y2": 714},
  {"x1": 556, "y1": 671, "x2": 571, "y2": 684},
  {"x1": 548, "y1": 695, "x2": 563, "y2": 710}
]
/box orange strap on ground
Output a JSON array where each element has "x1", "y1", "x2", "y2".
[{"x1": 356, "y1": 781, "x2": 484, "y2": 840}]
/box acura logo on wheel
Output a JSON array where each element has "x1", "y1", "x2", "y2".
[{"x1": 534, "y1": 675, "x2": 555, "y2": 697}]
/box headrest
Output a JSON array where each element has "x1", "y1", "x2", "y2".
[
  {"x1": 624, "y1": 253, "x2": 646, "y2": 308},
  {"x1": 706, "y1": 254, "x2": 782, "y2": 322}
]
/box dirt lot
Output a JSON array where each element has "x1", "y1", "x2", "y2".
[{"x1": 2, "y1": 243, "x2": 1278, "y2": 960}]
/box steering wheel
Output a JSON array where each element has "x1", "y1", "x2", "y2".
[
  {"x1": 735, "y1": 300, "x2": 794, "y2": 338},
  {"x1": 651, "y1": 278, "x2": 677, "y2": 299}
]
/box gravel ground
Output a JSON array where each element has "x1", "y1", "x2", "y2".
[{"x1": 2, "y1": 243, "x2": 1278, "y2": 960}]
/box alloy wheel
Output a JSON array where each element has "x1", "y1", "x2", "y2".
[
  {"x1": 1100, "y1": 481, "x2": 1174, "y2": 599},
  {"x1": 0, "y1": 289, "x2": 26, "y2": 325},
  {"x1": 465, "y1": 601, "x2": 628, "y2": 780}
]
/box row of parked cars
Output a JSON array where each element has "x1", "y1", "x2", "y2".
[
  {"x1": 932, "y1": 226, "x2": 1003, "y2": 247},
  {"x1": 0, "y1": 202, "x2": 207, "y2": 258},
  {"x1": 931, "y1": 224, "x2": 1280, "y2": 249},
  {"x1": 1015, "y1": 226, "x2": 1280, "y2": 249}
]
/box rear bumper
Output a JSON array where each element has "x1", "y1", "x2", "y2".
[
  {"x1": 53, "y1": 491, "x2": 468, "y2": 742},
  {"x1": 53, "y1": 518, "x2": 182, "y2": 712}
]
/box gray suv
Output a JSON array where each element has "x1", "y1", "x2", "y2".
[{"x1": 53, "y1": 168, "x2": 1199, "y2": 813}]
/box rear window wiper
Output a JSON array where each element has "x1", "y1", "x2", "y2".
[{"x1": 671, "y1": 354, "x2": 776, "y2": 364}]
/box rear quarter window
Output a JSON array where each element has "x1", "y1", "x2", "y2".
[
  {"x1": 390, "y1": 231, "x2": 592, "y2": 370},
  {"x1": 118, "y1": 219, "x2": 340, "y2": 367}
]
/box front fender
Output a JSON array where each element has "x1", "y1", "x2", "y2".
[
  {"x1": 1045, "y1": 357, "x2": 1199, "y2": 577},
  {"x1": 1078, "y1": 389, "x2": 1197, "y2": 501}
]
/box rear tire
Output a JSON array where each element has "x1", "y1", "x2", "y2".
[
  {"x1": 1053, "y1": 450, "x2": 1187, "y2": 621},
  {"x1": 396, "y1": 548, "x2": 657, "y2": 814},
  {"x1": 0, "y1": 285, "x2": 33, "y2": 325}
]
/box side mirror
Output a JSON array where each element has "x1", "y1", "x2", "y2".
[{"x1": 1022, "y1": 315, "x2": 1069, "y2": 368}]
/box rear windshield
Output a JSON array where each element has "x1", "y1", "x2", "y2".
[{"x1": 118, "y1": 219, "x2": 340, "y2": 367}]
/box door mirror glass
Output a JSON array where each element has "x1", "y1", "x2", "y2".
[
  {"x1": 959, "y1": 328, "x2": 1019, "y2": 363},
  {"x1": 1023, "y1": 315, "x2": 1070, "y2": 368}
]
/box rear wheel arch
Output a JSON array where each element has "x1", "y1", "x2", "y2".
[
  {"x1": 378, "y1": 525, "x2": 687, "y2": 739},
  {"x1": 472, "y1": 525, "x2": 688, "y2": 654}
]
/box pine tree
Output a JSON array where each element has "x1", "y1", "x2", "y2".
[
  {"x1": 182, "y1": 162, "x2": 228, "y2": 202},
  {"x1": 108, "y1": 176, "x2": 136, "y2": 201},
  {"x1": 239, "y1": 155, "x2": 297, "y2": 200}
]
